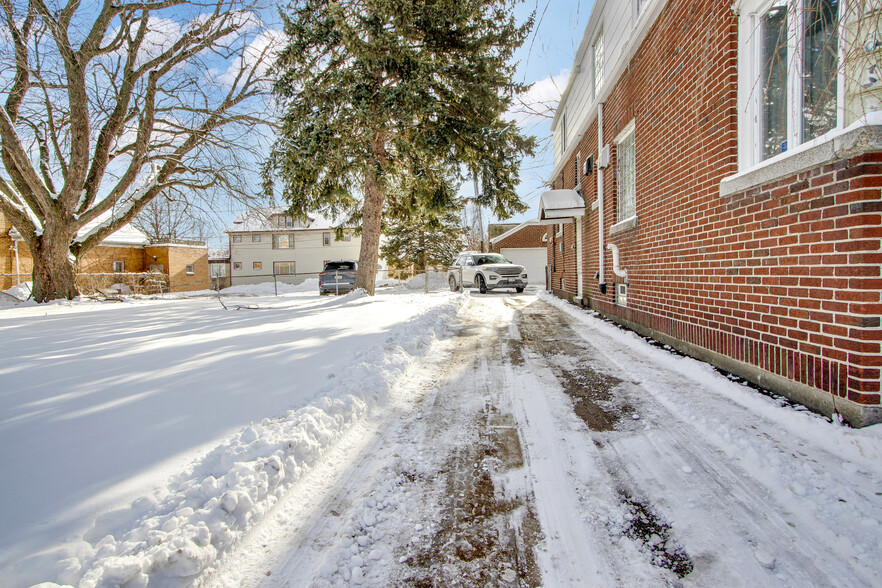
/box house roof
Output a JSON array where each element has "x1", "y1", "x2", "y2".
[
  {"x1": 225, "y1": 206, "x2": 341, "y2": 233},
  {"x1": 6, "y1": 217, "x2": 150, "y2": 246},
  {"x1": 489, "y1": 219, "x2": 540, "y2": 245},
  {"x1": 538, "y1": 190, "x2": 585, "y2": 223}
]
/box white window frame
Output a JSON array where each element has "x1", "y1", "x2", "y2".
[
  {"x1": 323, "y1": 232, "x2": 331, "y2": 246},
  {"x1": 615, "y1": 120, "x2": 637, "y2": 223},
  {"x1": 210, "y1": 263, "x2": 226, "y2": 278},
  {"x1": 272, "y1": 233, "x2": 295, "y2": 249},
  {"x1": 185, "y1": 264, "x2": 195, "y2": 275},
  {"x1": 273, "y1": 261, "x2": 296, "y2": 275},
  {"x1": 737, "y1": 0, "x2": 844, "y2": 171},
  {"x1": 112, "y1": 260, "x2": 124, "y2": 273},
  {"x1": 232, "y1": 235, "x2": 242, "y2": 243},
  {"x1": 593, "y1": 30, "x2": 604, "y2": 98}
]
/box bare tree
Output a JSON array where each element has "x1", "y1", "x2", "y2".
[
  {"x1": 0, "y1": 0, "x2": 278, "y2": 301},
  {"x1": 133, "y1": 194, "x2": 209, "y2": 242}
]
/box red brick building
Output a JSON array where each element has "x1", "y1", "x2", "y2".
[
  {"x1": 547, "y1": 0, "x2": 882, "y2": 426},
  {"x1": 1, "y1": 212, "x2": 210, "y2": 294}
]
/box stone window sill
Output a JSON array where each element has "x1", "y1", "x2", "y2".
[{"x1": 610, "y1": 216, "x2": 637, "y2": 235}]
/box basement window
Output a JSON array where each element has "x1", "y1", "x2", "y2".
[
  {"x1": 112, "y1": 260, "x2": 124, "y2": 273},
  {"x1": 616, "y1": 283, "x2": 628, "y2": 307}
]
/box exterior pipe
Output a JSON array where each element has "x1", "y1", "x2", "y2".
[
  {"x1": 607, "y1": 243, "x2": 628, "y2": 284},
  {"x1": 13, "y1": 239, "x2": 20, "y2": 285},
  {"x1": 597, "y1": 103, "x2": 605, "y2": 289}
]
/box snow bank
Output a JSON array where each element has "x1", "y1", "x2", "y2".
[
  {"x1": 26, "y1": 293, "x2": 462, "y2": 587},
  {"x1": 0, "y1": 281, "x2": 33, "y2": 308},
  {"x1": 537, "y1": 292, "x2": 882, "y2": 468},
  {"x1": 156, "y1": 279, "x2": 322, "y2": 299}
]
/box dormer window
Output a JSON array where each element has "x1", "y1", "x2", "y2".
[{"x1": 277, "y1": 215, "x2": 295, "y2": 228}]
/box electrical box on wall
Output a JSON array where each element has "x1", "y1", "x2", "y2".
[{"x1": 599, "y1": 145, "x2": 611, "y2": 169}]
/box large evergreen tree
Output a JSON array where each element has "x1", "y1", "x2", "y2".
[
  {"x1": 381, "y1": 209, "x2": 466, "y2": 270},
  {"x1": 267, "y1": 0, "x2": 535, "y2": 294}
]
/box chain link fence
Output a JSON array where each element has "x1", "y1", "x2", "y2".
[{"x1": 2, "y1": 272, "x2": 169, "y2": 298}]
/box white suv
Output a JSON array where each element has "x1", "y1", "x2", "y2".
[{"x1": 448, "y1": 252, "x2": 528, "y2": 293}]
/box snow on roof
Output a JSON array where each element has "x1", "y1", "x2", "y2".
[
  {"x1": 538, "y1": 189, "x2": 585, "y2": 223},
  {"x1": 97, "y1": 224, "x2": 150, "y2": 246},
  {"x1": 226, "y1": 206, "x2": 341, "y2": 233},
  {"x1": 489, "y1": 219, "x2": 539, "y2": 245}
]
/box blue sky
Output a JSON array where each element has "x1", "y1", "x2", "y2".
[
  {"x1": 204, "y1": 1, "x2": 594, "y2": 245},
  {"x1": 498, "y1": 0, "x2": 594, "y2": 226}
]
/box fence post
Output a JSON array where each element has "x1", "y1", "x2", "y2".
[
  {"x1": 424, "y1": 263, "x2": 429, "y2": 294},
  {"x1": 274, "y1": 274, "x2": 278, "y2": 296}
]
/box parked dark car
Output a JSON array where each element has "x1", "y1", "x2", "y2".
[{"x1": 319, "y1": 261, "x2": 358, "y2": 295}]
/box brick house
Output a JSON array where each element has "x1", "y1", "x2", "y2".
[
  {"x1": 1, "y1": 212, "x2": 210, "y2": 293},
  {"x1": 547, "y1": 0, "x2": 882, "y2": 426},
  {"x1": 489, "y1": 219, "x2": 550, "y2": 285}
]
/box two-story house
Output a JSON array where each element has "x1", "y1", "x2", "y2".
[
  {"x1": 226, "y1": 207, "x2": 365, "y2": 285},
  {"x1": 545, "y1": 0, "x2": 882, "y2": 426}
]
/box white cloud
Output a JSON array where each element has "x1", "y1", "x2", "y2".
[
  {"x1": 217, "y1": 28, "x2": 285, "y2": 88},
  {"x1": 505, "y1": 68, "x2": 570, "y2": 128}
]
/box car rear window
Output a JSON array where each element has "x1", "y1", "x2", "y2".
[{"x1": 324, "y1": 262, "x2": 356, "y2": 271}]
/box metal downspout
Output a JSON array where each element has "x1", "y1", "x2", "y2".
[{"x1": 597, "y1": 103, "x2": 605, "y2": 290}]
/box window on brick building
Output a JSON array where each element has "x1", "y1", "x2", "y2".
[
  {"x1": 185, "y1": 264, "x2": 195, "y2": 275},
  {"x1": 210, "y1": 263, "x2": 226, "y2": 277},
  {"x1": 615, "y1": 121, "x2": 637, "y2": 222},
  {"x1": 739, "y1": 0, "x2": 841, "y2": 166},
  {"x1": 112, "y1": 260, "x2": 124, "y2": 273}
]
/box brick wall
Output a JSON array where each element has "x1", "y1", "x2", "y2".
[
  {"x1": 491, "y1": 224, "x2": 548, "y2": 252},
  {"x1": 551, "y1": 0, "x2": 882, "y2": 424},
  {"x1": 165, "y1": 246, "x2": 210, "y2": 292},
  {"x1": 79, "y1": 246, "x2": 146, "y2": 274}
]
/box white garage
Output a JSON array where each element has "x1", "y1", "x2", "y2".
[{"x1": 500, "y1": 247, "x2": 547, "y2": 284}]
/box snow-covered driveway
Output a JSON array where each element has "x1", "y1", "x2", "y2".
[
  {"x1": 209, "y1": 292, "x2": 882, "y2": 587},
  {"x1": 2, "y1": 288, "x2": 881, "y2": 586}
]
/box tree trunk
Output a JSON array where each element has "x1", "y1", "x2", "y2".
[
  {"x1": 31, "y1": 231, "x2": 79, "y2": 302},
  {"x1": 356, "y1": 166, "x2": 383, "y2": 295},
  {"x1": 356, "y1": 132, "x2": 386, "y2": 295}
]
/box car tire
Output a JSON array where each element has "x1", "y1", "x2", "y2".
[
  {"x1": 515, "y1": 287, "x2": 524, "y2": 293},
  {"x1": 476, "y1": 274, "x2": 487, "y2": 294},
  {"x1": 449, "y1": 275, "x2": 459, "y2": 292}
]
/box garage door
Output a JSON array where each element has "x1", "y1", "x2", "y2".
[{"x1": 501, "y1": 247, "x2": 547, "y2": 284}]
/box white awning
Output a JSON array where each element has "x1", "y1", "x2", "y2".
[{"x1": 538, "y1": 189, "x2": 585, "y2": 224}]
